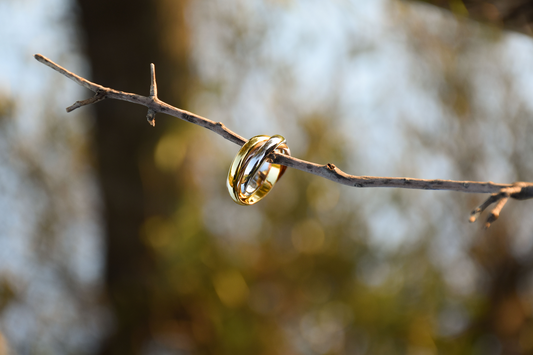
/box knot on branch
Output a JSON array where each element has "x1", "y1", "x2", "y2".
[
  {"x1": 469, "y1": 182, "x2": 533, "y2": 229},
  {"x1": 509, "y1": 182, "x2": 533, "y2": 200}
]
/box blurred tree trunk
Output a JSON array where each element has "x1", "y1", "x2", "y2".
[
  {"x1": 468, "y1": 224, "x2": 533, "y2": 354},
  {"x1": 413, "y1": 0, "x2": 533, "y2": 35},
  {"x1": 76, "y1": 1, "x2": 191, "y2": 354}
]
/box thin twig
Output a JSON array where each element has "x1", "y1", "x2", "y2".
[
  {"x1": 149, "y1": 63, "x2": 157, "y2": 98},
  {"x1": 484, "y1": 196, "x2": 509, "y2": 229},
  {"x1": 146, "y1": 63, "x2": 158, "y2": 126},
  {"x1": 66, "y1": 91, "x2": 106, "y2": 112},
  {"x1": 469, "y1": 185, "x2": 528, "y2": 228},
  {"x1": 34, "y1": 54, "x2": 533, "y2": 227},
  {"x1": 470, "y1": 194, "x2": 500, "y2": 222}
]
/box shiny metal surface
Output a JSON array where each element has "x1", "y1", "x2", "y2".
[{"x1": 227, "y1": 135, "x2": 290, "y2": 205}]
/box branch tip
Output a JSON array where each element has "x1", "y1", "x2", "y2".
[
  {"x1": 149, "y1": 63, "x2": 158, "y2": 98},
  {"x1": 147, "y1": 109, "x2": 156, "y2": 127},
  {"x1": 66, "y1": 91, "x2": 106, "y2": 112}
]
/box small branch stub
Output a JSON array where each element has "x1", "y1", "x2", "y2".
[
  {"x1": 147, "y1": 109, "x2": 156, "y2": 127},
  {"x1": 150, "y1": 63, "x2": 158, "y2": 98},
  {"x1": 66, "y1": 90, "x2": 106, "y2": 113},
  {"x1": 147, "y1": 63, "x2": 158, "y2": 127}
]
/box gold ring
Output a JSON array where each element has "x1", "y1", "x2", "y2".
[{"x1": 227, "y1": 135, "x2": 290, "y2": 205}]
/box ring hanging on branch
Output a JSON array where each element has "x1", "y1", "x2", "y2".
[
  {"x1": 33, "y1": 54, "x2": 533, "y2": 228},
  {"x1": 227, "y1": 135, "x2": 291, "y2": 205}
]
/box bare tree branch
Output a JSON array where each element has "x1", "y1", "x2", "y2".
[{"x1": 34, "y1": 54, "x2": 533, "y2": 227}]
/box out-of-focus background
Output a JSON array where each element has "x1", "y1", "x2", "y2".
[{"x1": 1, "y1": 0, "x2": 533, "y2": 354}]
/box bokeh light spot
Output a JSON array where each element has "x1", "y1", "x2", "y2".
[
  {"x1": 213, "y1": 270, "x2": 249, "y2": 308},
  {"x1": 154, "y1": 133, "x2": 186, "y2": 172},
  {"x1": 291, "y1": 219, "x2": 325, "y2": 254}
]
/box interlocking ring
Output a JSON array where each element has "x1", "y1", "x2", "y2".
[{"x1": 227, "y1": 135, "x2": 290, "y2": 205}]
